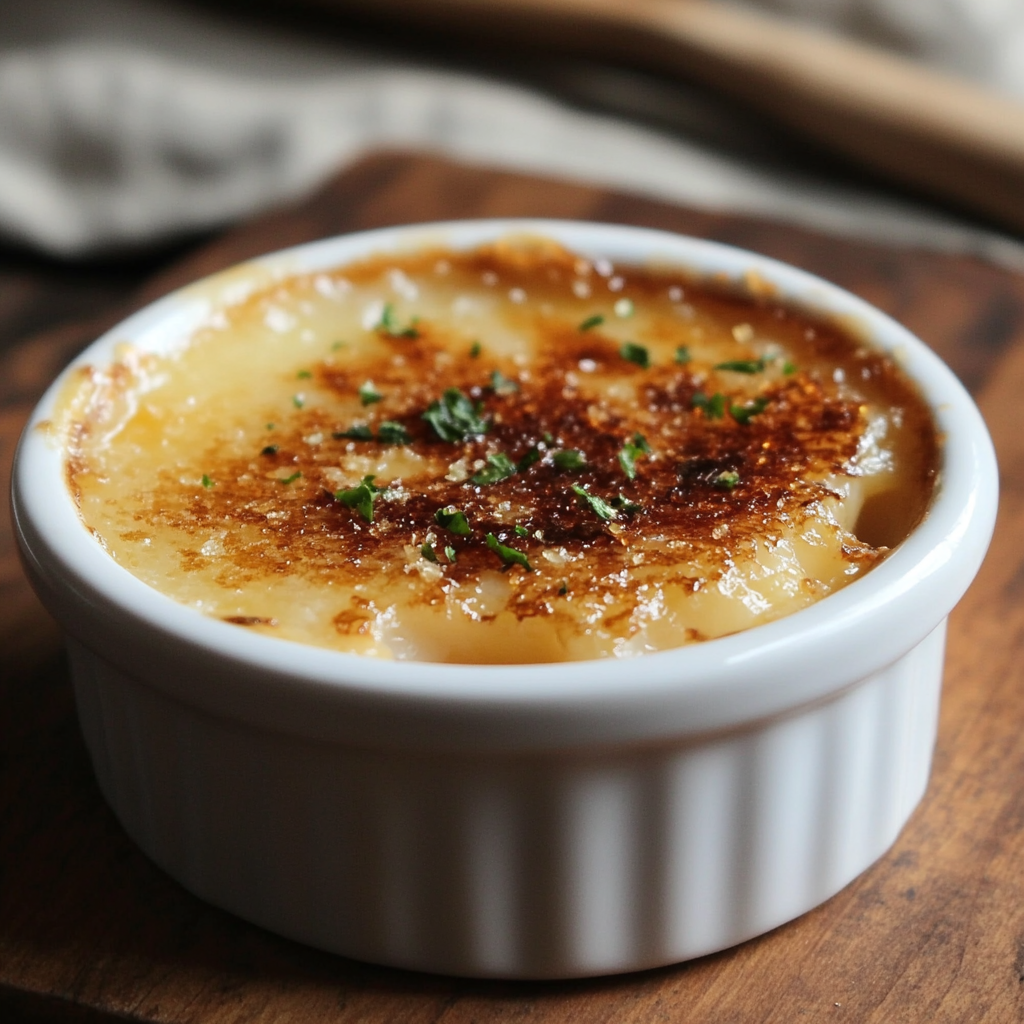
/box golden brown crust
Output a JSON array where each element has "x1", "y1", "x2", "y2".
[{"x1": 62, "y1": 240, "x2": 938, "y2": 654}]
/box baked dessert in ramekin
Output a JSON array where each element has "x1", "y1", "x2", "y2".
[{"x1": 12, "y1": 221, "x2": 997, "y2": 977}]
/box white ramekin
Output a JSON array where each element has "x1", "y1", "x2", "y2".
[{"x1": 12, "y1": 221, "x2": 997, "y2": 978}]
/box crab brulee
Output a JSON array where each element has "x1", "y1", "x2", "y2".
[{"x1": 60, "y1": 238, "x2": 937, "y2": 663}]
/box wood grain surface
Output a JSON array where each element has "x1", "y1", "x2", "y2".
[{"x1": 3, "y1": 151, "x2": 1024, "y2": 1023}]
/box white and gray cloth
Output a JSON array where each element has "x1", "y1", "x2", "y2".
[{"x1": 1, "y1": 0, "x2": 1023, "y2": 264}]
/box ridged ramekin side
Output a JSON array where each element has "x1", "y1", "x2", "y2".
[{"x1": 69, "y1": 623, "x2": 945, "y2": 979}]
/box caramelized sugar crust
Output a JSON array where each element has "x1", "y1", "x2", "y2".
[{"x1": 63, "y1": 240, "x2": 938, "y2": 661}]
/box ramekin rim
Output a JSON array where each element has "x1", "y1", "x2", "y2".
[{"x1": 11, "y1": 219, "x2": 999, "y2": 736}]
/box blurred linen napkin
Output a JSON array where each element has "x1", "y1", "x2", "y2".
[{"x1": 2, "y1": 0, "x2": 1024, "y2": 262}]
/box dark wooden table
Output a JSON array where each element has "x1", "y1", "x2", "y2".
[{"x1": 3, "y1": 152, "x2": 1024, "y2": 1023}]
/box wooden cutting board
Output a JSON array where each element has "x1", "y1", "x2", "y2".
[{"x1": 3, "y1": 152, "x2": 1024, "y2": 1023}]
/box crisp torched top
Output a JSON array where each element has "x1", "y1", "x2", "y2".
[{"x1": 62, "y1": 238, "x2": 937, "y2": 662}]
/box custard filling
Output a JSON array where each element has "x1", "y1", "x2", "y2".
[{"x1": 60, "y1": 238, "x2": 937, "y2": 662}]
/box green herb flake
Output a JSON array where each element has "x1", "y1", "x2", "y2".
[
  {"x1": 376, "y1": 302, "x2": 420, "y2": 339},
  {"x1": 421, "y1": 542, "x2": 438, "y2": 563},
  {"x1": 558, "y1": 583, "x2": 568, "y2": 596},
  {"x1": 469, "y1": 341, "x2": 482, "y2": 358},
  {"x1": 783, "y1": 360, "x2": 797, "y2": 375},
  {"x1": 692, "y1": 391, "x2": 726, "y2": 419},
  {"x1": 434, "y1": 505, "x2": 471, "y2": 535},
  {"x1": 542, "y1": 431, "x2": 555, "y2": 446},
  {"x1": 579, "y1": 313, "x2": 605, "y2": 332},
  {"x1": 472, "y1": 452, "x2": 517, "y2": 486},
  {"x1": 571, "y1": 483, "x2": 617, "y2": 521},
  {"x1": 614, "y1": 298, "x2": 634, "y2": 318},
  {"x1": 423, "y1": 388, "x2": 489, "y2": 442},
  {"x1": 714, "y1": 470, "x2": 740, "y2": 490},
  {"x1": 444, "y1": 545, "x2": 457, "y2": 563},
  {"x1": 489, "y1": 370, "x2": 520, "y2": 396},
  {"x1": 201, "y1": 474, "x2": 214, "y2": 489},
  {"x1": 334, "y1": 424, "x2": 373, "y2": 441},
  {"x1": 265, "y1": 423, "x2": 275, "y2": 430},
  {"x1": 617, "y1": 432, "x2": 651, "y2": 480},
  {"x1": 297, "y1": 369, "x2": 312, "y2": 379},
  {"x1": 278, "y1": 471, "x2": 302, "y2": 486},
  {"x1": 517, "y1": 446, "x2": 541, "y2": 471},
  {"x1": 611, "y1": 493, "x2": 641, "y2": 515},
  {"x1": 359, "y1": 381, "x2": 383, "y2": 406},
  {"x1": 618, "y1": 450, "x2": 638, "y2": 482},
  {"x1": 715, "y1": 359, "x2": 765, "y2": 374},
  {"x1": 552, "y1": 449, "x2": 587, "y2": 472},
  {"x1": 377, "y1": 421, "x2": 411, "y2": 445},
  {"x1": 331, "y1": 341, "x2": 346, "y2": 352},
  {"x1": 261, "y1": 444, "x2": 279, "y2": 456},
  {"x1": 730, "y1": 396, "x2": 769, "y2": 425},
  {"x1": 675, "y1": 346, "x2": 691, "y2": 365},
  {"x1": 514, "y1": 524, "x2": 529, "y2": 537},
  {"x1": 620, "y1": 342, "x2": 650, "y2": 369},
  {"x1": 486, "y1": 532, "x2": 533, "y2": 572},
  {"x1": 292, "y1": 394, "x2": 305, "y2": 409},
  {"x1": 335, "y1": 475, "x2": 382, "y2": 522}
]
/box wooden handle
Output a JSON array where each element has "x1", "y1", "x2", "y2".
[{"x1": 316, "y1": 0, "x2": 1024, "y2": 232}]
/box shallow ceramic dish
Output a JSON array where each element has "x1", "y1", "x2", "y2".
[{"x1": 12, "y1": 221, "x2": 997, "y2": 978}]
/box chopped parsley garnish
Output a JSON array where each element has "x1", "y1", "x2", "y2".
[
  {"x1": 517, "y1": 446, "x2": 542, "y2": 471},
  {"x1": 543, "y1": 431, "x2": 555, "y2": 445},
  {"x1": 278, "y1": 471, "x2": 302, "y2": 486},
  {"x1": 333, "y1": 421, "x2": 410, "y2": 443},
  {"x1": 201, "y1": 474, "x2": 214, "y2": 489},
  {"x1": 292, "y1": 394, "x2": 305, "y2": 409},
  {"x1": 359, "y1": 381, "x2": 383, "y2": 406},
  {"x1": 553, "y1": 449, "x2": 587, "y2": 472},
  {"x1": 421, "y1": 542, "x2": 438, "y2": 563},
  {"x1": 472, "y1": 452, "x2": 517, "y2": 485},
  {"x1": 434, "y1": 505, "x2": 471, "y2": 535},
  {"x1": 783, "y1": 360, "x2": 797, "y2": 375},
  {"x1": 334, "y1": 424, "x2": 373, "y2": 440},
  {"x1": 265, "y1": 422, "x2": 275, "y2": 430},
  {"x1": 261, "y1": 444, "x2": 279, "y2": 456},
  {"x1": 571, "y1": 483, "x2": 617, "y2": 521},
  {"x1": 620, "y1": 342, "x2": 650, "y2": 369},
  {"x1": 469, "y1": 341, "x2": 482, "y2": 358},
  {"x1": 331, "y1": 341, "x2": 345, "y2": 351},
  {"x1": 486, "y1": 532, "x2": 533, "y2": 571},
  {"x1": 376, "y1": 302, "x2": 420, "y2": 339},
  {"x1": 377, "y1": 420, "x2": 411, "y2": 445},
  {"x1": 715, "y1": 359, "x2": 765, "y2": 374},
  {"x1": 489, "y1": 370, "x2": 519, "y2": 395},
  {"x1": 423, "y1": 388, "x2": 489, "y2": 442},
  {"x1": 335, "y1": 475, "x2": 382, "y2": 522},
  {"x1": 714, "y1": 470, "x2": 740, "y2": 490},
  {"x1": 579, "y1": 313, "x2": 605, "y2": 332},
  {"x1": 614, "y1": 298, "x2": 634, "y2": 318},
  {"x1": 618, "y1": 432, "x2": 651, "y2": 480},
  {"x1": 611, "y1": 493, "x2": 641, "y2": 515},
  {"x1": 692, "y1": 391, "x2": 726, "y2": 419},
  {"x1": 444, "y1": 545, "x2": 457, "y2": 563},
  {"x1": 297, "y1": 369, "x2": 312, "y2": 379},
  {"x1": 675, "y1": 346, "x2": 691, "y2": 365},
  {"x1": 730, "y1": 397, "x2": 769, "y2": 425},
  {"x1": 514, "y1": 524, "x2": 529, "y2": 537}
]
